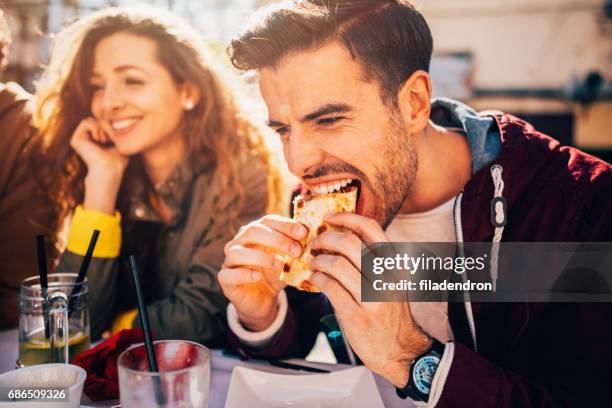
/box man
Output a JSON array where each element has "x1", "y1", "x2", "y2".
[
  {"x1": 218, "y1": 1, "x2": 611, "y2": 406},
  {"x1": 0, "y1": 9, "x2": 57, "y2": 328}
]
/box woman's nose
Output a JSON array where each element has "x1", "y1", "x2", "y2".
[{"x1": 101, "y1": 86, "x2": 126, "y2": 113}]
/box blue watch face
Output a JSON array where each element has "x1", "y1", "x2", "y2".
[{"x1": 413, "y1": 355, "x2": 440, "y2": 395}]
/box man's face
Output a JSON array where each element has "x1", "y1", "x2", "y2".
[{"x1": 259, "y1": 41, "x2": 417, "y2": 228}]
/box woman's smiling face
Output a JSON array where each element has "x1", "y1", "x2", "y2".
[{"x1": 89, "y1": 31, "x2": 188, "y2": 157}]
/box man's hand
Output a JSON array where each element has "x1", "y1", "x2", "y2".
[
  {"x1": 218, "y1": 215, "x2": 307, "y2": 332},
  {"x1": 309, "y1": 212, "x2": 432, "y2": 388}
]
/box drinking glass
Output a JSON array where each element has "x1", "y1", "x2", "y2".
[
  {"x1": 17, "y1": 273, "x2": 90, "y2": 367},
  {"x1": 118, "y1": 340, "x2": 211, "y2": 408}
]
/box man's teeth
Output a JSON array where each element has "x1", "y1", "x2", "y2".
[
  {"x1": 111, "y1": 118, "x2": 139, "y2": 130},
  {"x1": 313, "y1": 179, "x2": 353, "y2": 195}
]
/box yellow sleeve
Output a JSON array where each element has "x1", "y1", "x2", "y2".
[
  {"x1": 111, "y1": 309, "x2": 139, "y2": 334},
  {"x1": 66, "y1": 205, "x2": 122, "y2": 258}
]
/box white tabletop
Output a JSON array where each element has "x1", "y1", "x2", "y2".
[{"x1": 0, "y1": 329, "x2": 411, "y2": 407}]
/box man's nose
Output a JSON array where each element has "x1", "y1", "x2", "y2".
[{"x1": 285, "y1": 128, "x2": 324, "y2": 178}]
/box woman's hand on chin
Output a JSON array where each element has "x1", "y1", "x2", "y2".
[{"x1": 71, "y1": 117, "x2": 129, "y2": 215}]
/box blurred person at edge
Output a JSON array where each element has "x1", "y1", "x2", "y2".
[
  {"x1": 0, "y1": 9, "x2": 57, "y2": 329},
  {"x1": 29, "y1": 5, "x2": 283, "y2": 344},
  {"x1": 218, "y1": 1, "x2": 612, "y2": 407}
]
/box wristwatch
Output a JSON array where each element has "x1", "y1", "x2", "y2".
[{"x1": 396, "y1": 338, "x2": 445, "y2": 401}]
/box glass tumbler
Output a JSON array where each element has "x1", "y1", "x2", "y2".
[{"x1": 118, "y1": 340, "x2": 211, "y2": 408}]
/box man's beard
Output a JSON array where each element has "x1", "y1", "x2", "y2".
[{"x1": 370, "y1": 113, "x2": 418, "y2": 229}]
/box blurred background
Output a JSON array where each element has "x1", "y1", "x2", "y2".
[{"x1": 1, "y1": 0, "x2": 611, "y2": 161}]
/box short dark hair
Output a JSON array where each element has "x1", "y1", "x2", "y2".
[{"x1": 229, "y1": 0, "x2": 433, "y2": 105}]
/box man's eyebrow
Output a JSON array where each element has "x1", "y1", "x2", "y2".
[
  {"x1": 267, "y1": 119, "x2": 287, "y2": 128},
  {"x1": 267, "y1": 103, "x2": 353, "y2": 127},
  {"x1": 301, "y1": 103, "x2": 352, "y2": 122}
]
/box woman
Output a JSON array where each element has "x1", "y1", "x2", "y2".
[{"x1": 31, "y1": 6, "x2": 282, "y2": 344}]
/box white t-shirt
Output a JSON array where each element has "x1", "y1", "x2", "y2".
[
  {"x1": 227, "y1": 198, "x2": 457, "y2": 346},
  {"x1": 385, "y1": 199, "x2": 455, "y2": 343}
]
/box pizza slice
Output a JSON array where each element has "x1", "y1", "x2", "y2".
[{"x1": 281, "y1": 185, "x2": 358, "y2": 292}]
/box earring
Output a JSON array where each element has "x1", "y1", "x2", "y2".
[{"x1": 185, "y1": 100, "x2": 194, "y2": 110}]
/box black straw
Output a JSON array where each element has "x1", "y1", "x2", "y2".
[
  {"x1": 36, "y1": 235, "x2": 50, "y2": 338},
  {"x1": 68, "y1": 230, "x2": 100, "y2": 317},
  {"x1": 128, "y1": 255, "x2": 164, "y2": 405},
  {"x1": 36, "y1": 235, "x2": 48, "y2": 289}
]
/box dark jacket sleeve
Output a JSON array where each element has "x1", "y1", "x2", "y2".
[
  {"x1": 136, "y1": 214, "x2": 249, "y2": 344},
  {"x1": 439, "y1": 302, "x2": 612, "y2": 407},
  {"x1": 135, "y1": 235, "x2": 231, "y2": 344},
  {"x1": 56, "y1": 253, "x2": 119, "y2": 339},
  {"x1": 229, "y1": 288, "x2": 331, "y2": 359},
  {"x1": 134, "y1": 159, "x2": 270, "y2": 345}
]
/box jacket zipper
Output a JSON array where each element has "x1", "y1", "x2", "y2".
[{"x1": 453, "y1": 192, "x2": 478, "y2": 352}]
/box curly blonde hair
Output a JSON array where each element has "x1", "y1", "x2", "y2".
[{"x1": 31, "y1": 6, "x2": 283, "y2": 240}]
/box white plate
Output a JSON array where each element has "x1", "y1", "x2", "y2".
[{"x1": 225, "y1": 366, "x2": 384, "y2": 408}]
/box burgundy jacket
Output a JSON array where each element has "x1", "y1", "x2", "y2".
[{"x1": 231, "y1": 112, "x2": 612, "y2": 407}]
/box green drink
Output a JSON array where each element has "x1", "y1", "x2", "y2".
[
  {"x1": 18, "y1": 329, "x2": 91, "y2": 366},
  {"x1": 19, "y1": 273, "x2": 91, "y2": 366}
]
